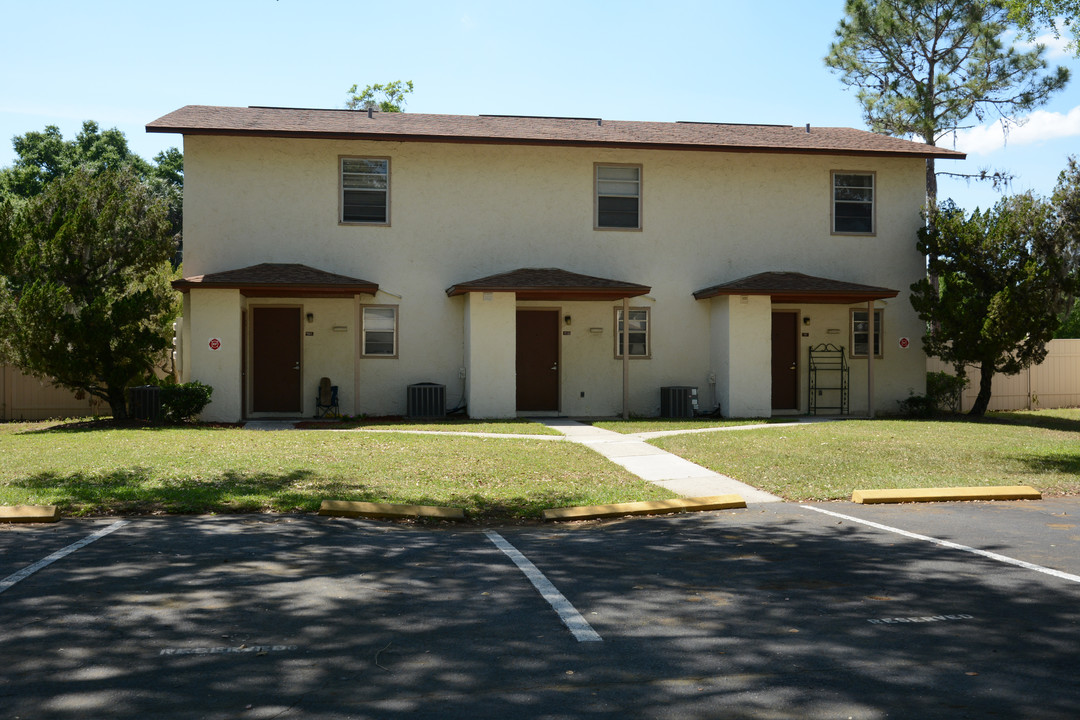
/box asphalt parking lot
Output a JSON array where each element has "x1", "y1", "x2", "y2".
[{"x1": 2, "y1": 499, "x2": 1079, "y2": 719}]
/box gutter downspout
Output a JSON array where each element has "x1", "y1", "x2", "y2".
[
  {"x1": 867, "y1": 300, "x2": 875, "y2": 418},
  {"x1": 622, "y1": 296, "x2": 630, "y2": 419}
]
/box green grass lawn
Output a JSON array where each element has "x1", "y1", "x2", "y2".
[
  {"x1": 590, "y1": 418, "x2": 775, "y2": 434},
  {"x1": 648, "y1": 408, "x2": 1080, "y2": 501},
  {"x1": 0, "y1": 421, "x2": 668, "y2": 520}
]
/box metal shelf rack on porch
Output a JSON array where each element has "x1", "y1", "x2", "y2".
[{"x1": 808, "y1": 343, "x2": 849, "y2": 415}]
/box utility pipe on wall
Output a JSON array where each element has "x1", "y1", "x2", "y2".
[
  {"x1": 622, "y1": 296, "x2": 630, "y2": 420},
  {"x1": 867, "y1": 299, "x2": 875, "y2": 418}
]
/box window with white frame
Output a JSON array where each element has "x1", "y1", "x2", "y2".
[
  {"x1": 615, "y1": 307, "x2": 650, "y2": 357},
  {"x1": 596, "y1": 164, "x2": 641, "y2": 229},
  {"x1": 341, "y1": 157, "x2": 389, "y2": 224},
  {"x1": 832, "y1": 172, "x2": 874, "y2": 234},
  {"x1": 362, "y1": 306, "x2": 397, "y2": 356},
  {"x1": 850, "y1": 308, "x2": 883, "y2": 358}
]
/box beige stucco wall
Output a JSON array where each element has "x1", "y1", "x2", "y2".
[
  {"x1": 709, "y1": 295, "x2": 773, "y2": 417},
  {"x1": 179, "y1": 133, "x2": 932, "y2": 419},
  {"x1": 188, "y1": 288, "x2": 242, "y2": 422},
  {"x1": 464, "y1": 291, "x2": 516, "y2": 417},
  {"x1": 777, "y1": 296, "x2": 927, "y2": 416}
]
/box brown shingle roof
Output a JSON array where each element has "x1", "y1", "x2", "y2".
[
  {"x1": 148, "y1": 106, "x2": 964, "y2": 159},
  {"x1": 693, "y1": 271, "x2": 898, "y2": 303},
  {"x1": 446, "y1": 268, "x2": 650, "y2": 301},
  {"x1": 172, "y1": 263, "x2": 378, "y2": 297}
]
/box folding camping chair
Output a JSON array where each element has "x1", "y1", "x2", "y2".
[{"x1": 315, "y1": 377, "x2": 339, "y2": 418}]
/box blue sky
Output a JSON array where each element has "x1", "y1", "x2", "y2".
[{"x1": 3, "y1": 0, "x2": 1078, "y2": 211}]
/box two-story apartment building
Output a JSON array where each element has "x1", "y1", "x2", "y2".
[{"x1": 149, "y1": 106, "x2": 963, "y2": 422}]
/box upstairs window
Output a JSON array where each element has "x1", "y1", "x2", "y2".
[
  {"x1": 615, "y1": 307, "x2": 650, "y2": 358},
  {"x1": 596, "y1": 164, "x2": 641, "y2": 229},
  {"x1": 850, "y1": 308, "x2": 883, "y2": 358},
  {"x1": 341, "y1": 157, "x2": 389, "y2": 224},
  {"x1": 832, "y1": 172, "x2": 874, "y2": 235},
  {"x1": 362, "y1": 306, "x2": 397, "y2": 357}
]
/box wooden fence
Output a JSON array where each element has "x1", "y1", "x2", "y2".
[
  {"x1": 1, "y1": 365, "x2": 102, "y2": 421},
  {"x1": 927, "y1": 339, "x2": 1080, "y2": 412}
]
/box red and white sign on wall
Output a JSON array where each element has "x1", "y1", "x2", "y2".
[
  {"x1": 898, "y1": 337, "x2": 910, "y2": 349},
  {"x1": 208, "y1": 338, "x2": 222, "y2": 351}
]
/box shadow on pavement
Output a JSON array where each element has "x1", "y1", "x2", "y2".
[{"x1": 0, "y1": 508, "x2": 1077, "y2": 719}]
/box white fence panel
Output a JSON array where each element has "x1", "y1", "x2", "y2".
[
  {"x1": 1, "y1": 365, "x2": 101, "y2": 421},
  {"x1": 927, "y1": 339, "x2": 1080, "y2": 412}
]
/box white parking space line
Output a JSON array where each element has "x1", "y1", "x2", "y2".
[
  {"x1": 802, "y1": 505, "x2": 1080, "y2": 585},
  {"x1": 0, "y1": 520, "x2": 129, "y2": 596},
  {"x1": 484, "y1": 531, "x2": 602, "y2": 643}
]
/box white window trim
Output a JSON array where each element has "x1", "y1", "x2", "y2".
[
  {"x1": 849, "y1": 308, "x2": 883, "y2": 359},
  {"x1": 340, "y1": 156, "x2": 391, "y2": 226},
  {"x1": 614, "y1": 306, "x2": 651, "y2": 358},
  {"x1": 361, "y1": 305, "x2": 398, "y2": 358},
  {"x1": 831, "y1": 170, "x2": 876, "y2": 236},
  {"x1": 595, "y1": 163, "x2": 643, "y2": 231}
]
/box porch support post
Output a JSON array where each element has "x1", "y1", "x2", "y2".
[
  {"x1": 622, "y1": 296, "x2": 630, "y2": 419},
  {"x1": 867, "y1": 299, "x2": 875, "y2": 418}
]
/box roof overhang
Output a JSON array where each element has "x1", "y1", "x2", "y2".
[
  {"x1": 147, "y1": 106, "x2": 966, "y2": 161},
  {"x1": 446, "y1": 268, "x2": 650, "y2": 301},
  {"x1": 172, "y1": 263, "x2": 378, "y2": 298},
  {"x1": 693, "y1": 271, "x2": 899, "y2": 304}
]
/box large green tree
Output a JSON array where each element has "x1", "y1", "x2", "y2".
[
  {"x1": 0, "y1": 165, "x2": 179, "y2": 420},
  {"x1": 825, "y1": 0, "x2": 1069, "y2": 206},
  {"x1": 910, "y1": 159, "x2": 1080, "y2": 415},
  {"x1": 0, "y1": 121, "x2": 183, "y2": 264},
  {"x1": 1057, "y1": 305, "x2": 1080, "y2": 336},
  {"x1": 1006, "y1": 0, "x2": 1080, "y2": 56},
  {"x1": 345, "y1": 80, "x2": 415, "y2": 112}
]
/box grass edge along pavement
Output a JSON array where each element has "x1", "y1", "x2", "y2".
[
  {"x1": 648, "y1": 409, "x2": 1080, "y2": 501},
  {"x1": 0, "y1": 420, "x2": 673, "y2": 521},
  {"x1": 3, "y1": 410, "x2": 1077, "y2": 521}
]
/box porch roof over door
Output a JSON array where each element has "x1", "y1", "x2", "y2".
[
  {"x1": 693, "y1": 271, "x2": 898, "y2": 304},
  {"x1": 446, "y1": 267, "x2": 651, "y2": 301},
  {"x1": 172, "y1": 263, "x2": 379, "y2": 297}
]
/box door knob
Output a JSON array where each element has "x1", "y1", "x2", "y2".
[
  {"x1": 293, "y1": 363, "x2": 300, "y2": 371},
  {"x1": 550, "y1": 364, "x2": 558, "y2": 371},
  {"x1": 789, "y1": 364, "x2": 796, "y2": 371}
]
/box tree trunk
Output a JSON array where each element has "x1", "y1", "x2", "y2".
[
  {"x1": 107, "y1": 386, "x2": 129, "y2": 421},
  {"x1": 925, "y1": 155, "x2": 940, "y2": 298},
  {"x1": 968, "y1": 362, "x2": 994, "y2": 417},
  {"x1": 926, "y1": 157, "x2": 937, "y2": 212}
]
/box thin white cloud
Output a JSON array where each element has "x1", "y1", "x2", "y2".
[
  {"x1": 1035, "y1": 30, "x2": 1074, "y2": 58},
  {"x1": 1012, "y1": 17, "x2": 1076, "y2": 58},
  {"x1": 950, "y1": 105, "x2": 1080, "y2": 155}
]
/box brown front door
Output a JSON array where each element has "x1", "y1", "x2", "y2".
[
  {"x1": 252, "y1": 307, "x2": 302, "y2": 413},
  {"x1": 771, "y1": 311, "x2": 799, "y2": 410},
  {"x1": 516, "y1": 310, "x2": 560, "y2": 411}
]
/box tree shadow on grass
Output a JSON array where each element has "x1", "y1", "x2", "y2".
[
  {"x1": 11, "y1": 468, "x2": 336, "y2": 515},
  {"x1": 7, "y1": 470, "x2": 610, "y2": 521},
  {"x1": 21, "y1": 420, "x2": 242, "y2": 435},
  {"x1": 1009, "y1": 452, "x2": 1080, "y2": 480},
  {"x1": 945, "y1": 411, "x2": 1080, "y2": 434}
]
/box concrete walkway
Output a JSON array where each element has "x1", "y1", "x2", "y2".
[
  {"x1": 243, "y1": 420, "x2": 299, "y2": 431},
  {"x1": 537, "y1": 419, "x2": 782, "y2": 504},
  {"x1": 243, "y1": 416, "x2": 784, "y2": 504}
]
